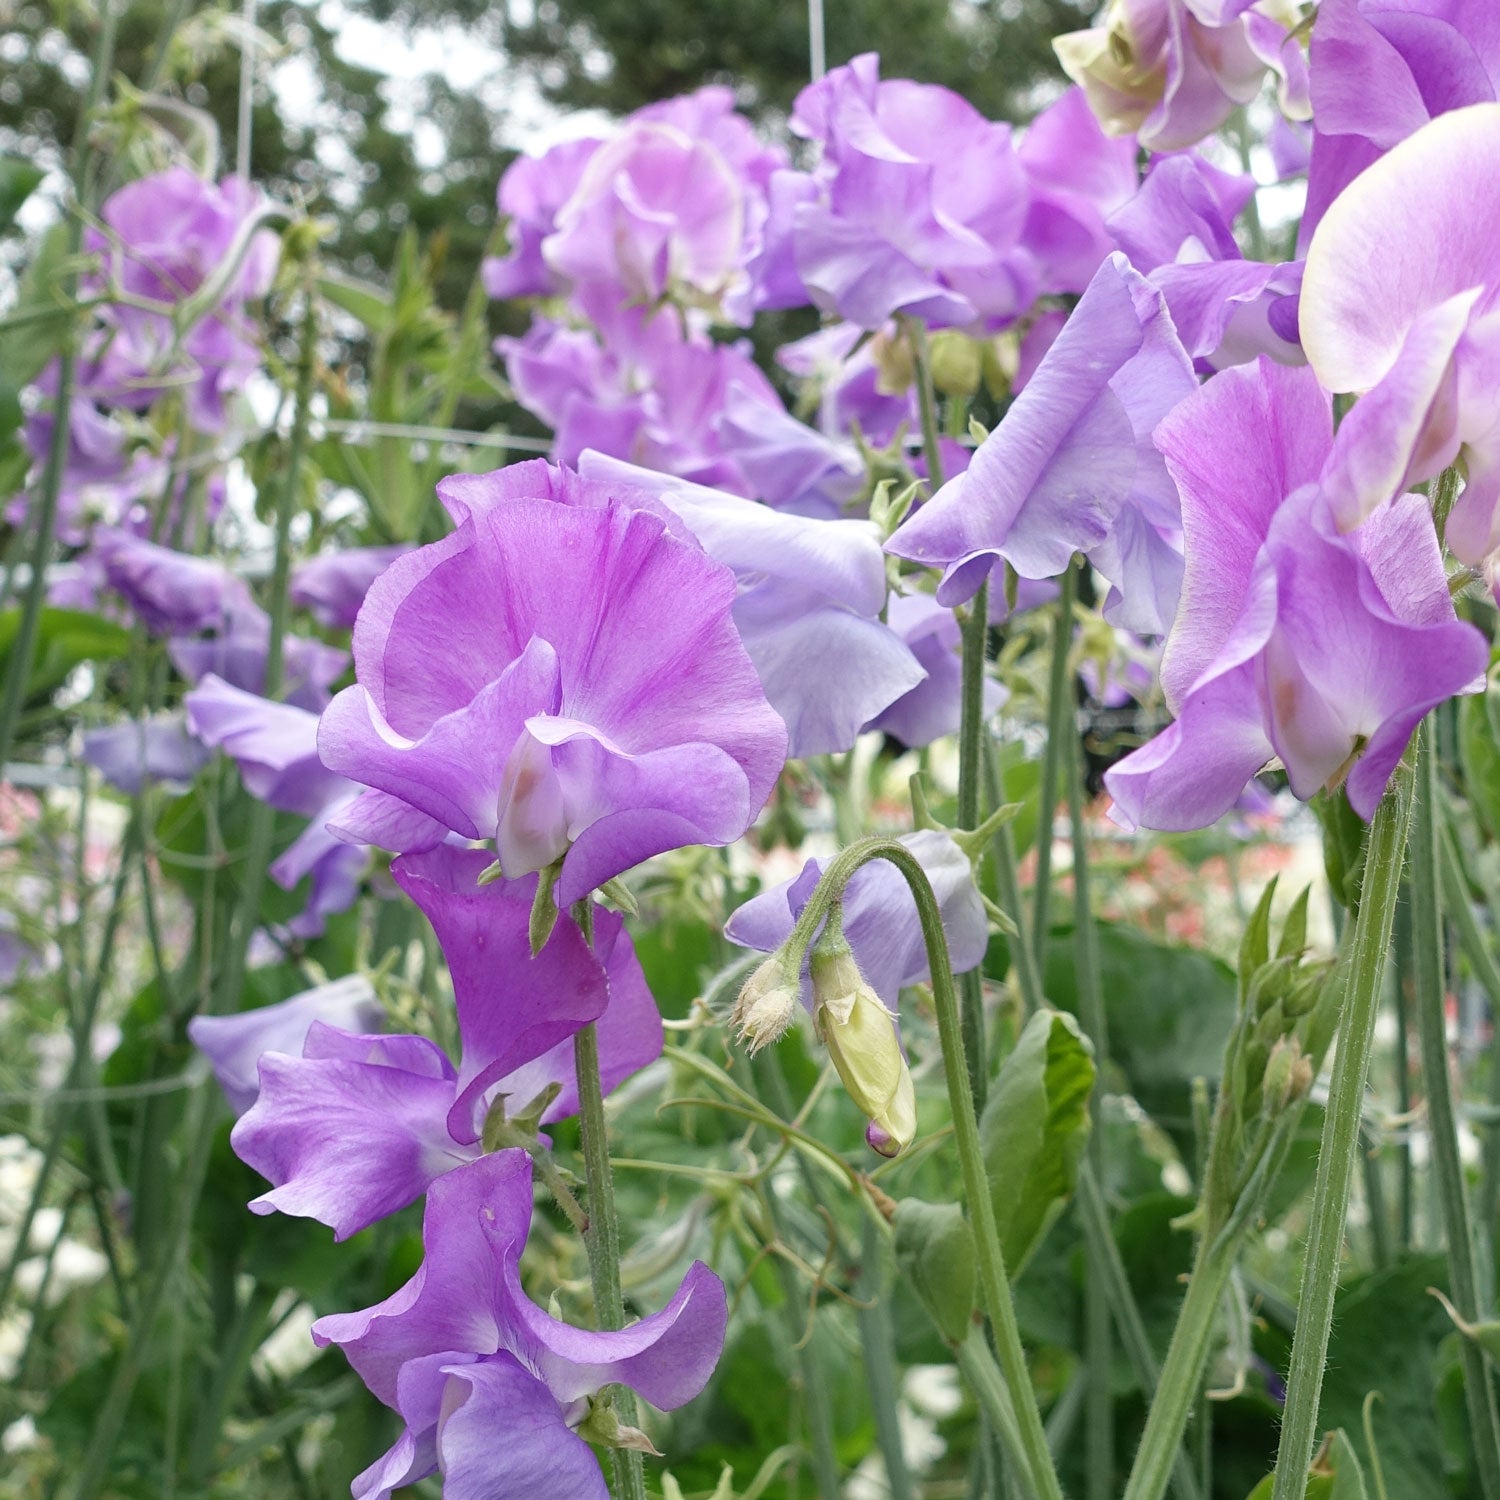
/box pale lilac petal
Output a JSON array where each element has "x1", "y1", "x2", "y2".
[{"x1": 81, "y1": 715, "x2": 210, "y2": 794}]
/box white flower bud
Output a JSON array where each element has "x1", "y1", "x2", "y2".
[{"x1": 811, "y1": 936, "x2": 916, "y2": 1158}]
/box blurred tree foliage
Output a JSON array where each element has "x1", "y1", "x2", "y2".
[{"x1": 0, "y1": 0, "x2": 1090, "y2": 310}]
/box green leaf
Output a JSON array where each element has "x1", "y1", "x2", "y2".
[
  {"x1": 979, "y1": 1008, "x2": 1095, "y2": 1275},
  {"x1": 0, "y1": 158, "x2": 44, "y2": 234},
  {"x1": 0, "y1": 606, "x2": 133, "y2": 707},
  {"x1": 0, "y1": 223, "x2": 74, "y2": 388},
  {"x1": 893, "y1": 1198, "x2": 976, "y2": 1343},
  {"x1": 1044, "y1": 923, "x2": 1236, "y2": 1137},
  {"x1": 316, "y1": 269, "x2": 394, "y2": 332}
]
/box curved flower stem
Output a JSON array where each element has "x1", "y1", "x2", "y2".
[
  {"x1": 1269, "y1": 766, "x2": 1415, "y2": 1500},
  {"x1": 572, "y1": 902, "x2": 647, "y2": 1500},
  {"x1": 1031, "y1": 565, "x2": 1077, "y2": 961},
  {"x1": 1067, "y1": 728, "x2": 1112, "y2": 1500},
  {"x1": 1409, "y1": 725, "x2": 1500, "y2": 1499},
  {"x1": 785, "y1": 837, "x2": 1064, "y2": 1500}
]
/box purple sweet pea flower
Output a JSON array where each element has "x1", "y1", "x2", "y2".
[
  {"x1": 788, "y1": 54, "x2": 1039, "y2": 331},
  {"x1": 1106, "y1": 154, "x2": 1304, "y2": 366},
  {"x1": 228, "y1": 848, "x2": 659, "y2": 1238},
  {"x1": 312, "y1": 1150, "x2": 727, "y2": 1500},
  {"x1": 1055, "y1": 0, "x2": 1309, "y2": 155},
  {"x1": 1300, "y1": 0, "x2": 1500, "y2": 246},
  {"x1": 576, "y1": 450, "x2": 925, "y2": 756},
  {"x1": 80, "y1": 714, "x2": 211, "y2": 794},
  {"x1": 865, "y1": 593, "x2": 1009, "y2": 748},
  {"x1": 500, "y1": 298, "x2": 785, "y2": 495},
  {"x1": 188, "y1": 974, "x2": 385, "y2": 1114},
  {"x1": 886, "y1": 253, "x2": 1196, "y2": 635},
  {"x1": 1301, "y1": 103, "x2": 1500, "y2": 566},
  {"x1": 185, "y1": 673, "x2": 365, "y2": 936},
  {"x1": 484, "y1": 136, "x2": 604, "y2": 302},
  {"x1": 776, "y1": 322, "x2": 917, "y2": 449},
  {"x1": 725, "y1": 828, "x2": 987, "y2": 1010},
  {"x1": 290, "y1": 545, "x2": 410, "y2": 630},
  {"x1": 83, "y1": 167, "x2": 279, "y2": 430},
  {"x1": 1018, "y1": 87, "x2": 1141, "y2": 296},
  {"x1": 1104, "y1": 358, "x2": 1487, "y2": 830},
  {"x1": 318, "y1": 460, "x2": 787, "y2": 904}
]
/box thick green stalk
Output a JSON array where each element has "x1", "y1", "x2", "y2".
[
  {"x1": 572, "y1": 898, "x2": 646, "y2": 1500},
  {"x1": 1392, "y1": 891, "x2": 1416, "y2": 1250},
  {"x1": 1076, "y1": 1166, "x2": 1201, "y2": 1500},
  {"x1": 1409, "y1": 728, "x2": 1500, "y2": 1498},
  {"x1": 1031, "y1": 566, "x2": 1077, "y2": 960},
  {"x1": 985, "y1": 739, "x2": 1043, "y2": 1012},
  {"x1": 1067, "y1": 729, "x2": 1112, "y2": 1500},
  {"x1": 783, "y1": 838, "x2": 1064, "y2": 1500},
  {"x1": 1269, "y1": 770, "x2": 1415, "y2": 1500},
  {"x1": 1440, "y1": 820, "x2": 1500, "y2": 1294},
  {"x1": 858, "y1": 1216, "x2": 916, "y2": 1500}
]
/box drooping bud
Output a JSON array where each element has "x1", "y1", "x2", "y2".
[
  {"x1": 731, "y1": 955, "x2": 798, "y2": 1054},
  {"x1": 811, "y1": 928, "x2": 917, "y2": 1158}
]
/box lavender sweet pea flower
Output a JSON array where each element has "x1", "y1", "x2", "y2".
[
  {"x1": 81, "y1": 714, "x2": 211, "y2": 794},
  {"x1": 1104, "y1": 359, "x2": 1487, "y2": 830},
  {"x1": 576, "y1": 450, "x2": 925, "y2": 756},
  {"x1": 726, "y1": 828, "x2": 987, "y2": 1009},
  {"x1": 886, "y1": 253, "x2": 1196, "y2": 635},
  {"x1": 484, "y1": 136, "x2": 604, "y2": 302},
  {"x1": 313, "y1": 1150, "x2": 727, "y2": 1500},
  {"x1": 866, "y1": 593, "x2": 1008, "y2": 748},
  {"x1": 1055, "y1": 0, "x2": 1309, "y2": 155},
  {"x1": 788, "y1": 54, "x2": 1038, "y2": 331},
  {"x1": 776, "y1": 322, "x2": 916, "y2": 449},
  {"x1": 290, "y1": 545, "x2": 410, "y2": 629},
  {"x1": 1018, "y1": 87, "x2": 1140, "y2": 296},
  {"x1": 1301, "y1": 103, "x2": 1500, "y2": 565},
  {"x1": 1301, "y1": 0, "x2": 1500, "y2": 245},
  {"x1": 83, "y1": 167, "x2": 279, "y2": 430},
  {"x1": 1106, "y1": 154, "x2": 1304, "y2": 366},
  {"x1": 185, "y1": 674, "x2": 365, "y2": 936},
  {"x1": 188, "y1": 974, "x2": 384, "y2": 1114},
  {"x1": 318, "y1": 460, "x2": 786, "y2": 903}
]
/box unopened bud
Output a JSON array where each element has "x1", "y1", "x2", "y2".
[
  {"x1": 927, "y1": 331, "x2": 982, "y2": 398},
  {"x1": 812, "y1": 935, "x2": 917, "y2": 1158},
  {"x1": 1261, "y1": 1038, "x2": 1313, "y2": 1115},
  {"x1": 732, "y1": 957, "x2": 798, "y2": 1054}
]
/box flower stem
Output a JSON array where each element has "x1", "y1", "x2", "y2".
[
  {"x1": 1067, "y1": 728, "x2": 1112, "y2": 1500},
  {"x1": 1409, "y1": 725, "x2": 1500, "y2": 1499},
  {"x1": 1031, "y1": 564, "x2": 1077, "y2": 961},
  {"x1": 1268, "y1": 767, "x2": 1415, "y2": 1500},
  {"x1": 786, "y1": 837, "x2": 1064, "y2": 1500}
]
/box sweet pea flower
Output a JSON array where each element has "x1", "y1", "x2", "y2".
[
  {"x1": 290, "y1": 545, "x2": 410, "y2": 630},
  {"x1": 313, "y1": 1150, "x2": 727, "y2": 1500},
  {"x1": 576, "y1": 450, "x2": 925, "y2": 755},
  {"x1": 227, "y1": 847, "x2": 660, "y2": 1238},
  {"x1": 1301, "y1": 103, "x2": 1500, "y2": 565},
  {"x1": 725, "y1": 829, "x2": 987, "y2": 1010},
  {"x1": 483, "y1": 136, "x2": 604, "y2": 302},
  {"x1": 865, "y1": 592, "x2": 1009, "y2": 748},
  {"x1": 776, "y1": 322, "x2": 916, "y2": 449},
  {"x1": 1106, "y1": 154, "x2": 1304, "y2": 366},
  {"x1": 788, "y1": 54, "x2": 1038, "y2": 331},
  {"x1": 318, "y1": 460, "x2": 786, "y2": 903},
  {"x1": 80, "y1": 715, "x2": 210, "y2": 795},
  {"x1": 886, "y1": 253, "x2": 1196, "y2": 635},
  {"x1": 184, "y1": 674, "x2": 365, "y2": 937},
  {"x1": 188, "y1": 974, "x2": 385, "y2": 1115},
  {"x1": 83, "y1": 167, "x2": 279, "y2": 430},
  {"x1": 1300, "y1": 0, "x2": 1500, "y2": 245},
  {"x1": 1055, "y1": 0, "x2": 1309, "y2": 155},
  {"x1": 1104, "y1": 358, "x2": 1486, "y2": 830}
]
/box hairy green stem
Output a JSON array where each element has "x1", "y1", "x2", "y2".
[
  {"x1": 1269, "y1": 768, "x2": 1415, "y2": 1500},
  {"x1": 1392, "y1": 890, "x2": 1416, "y2": 1250},
  {"x1": 1067, "y1": 726, "x2": 1113, "y2": 1500},
  {"x1": 1032, "y1": 565, "x2": 1077, "y2": 959},
  {"x1": 783, "y1": 837, "x2": 1064, "y2": 1500},
  {"x1": 1409, "y1": 727, "x2": 1500, "y2": 1498},
  {"x1": 859, "y1": 1216, "x2": 916, "y2": 1500}
]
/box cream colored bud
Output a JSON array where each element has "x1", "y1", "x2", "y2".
[
  {"x1": 812, "y1": 939, "x2": 916, "y2": 1158},
  {"x1": 732, "y1": 957, "x2": 797, "y2": 1054}
]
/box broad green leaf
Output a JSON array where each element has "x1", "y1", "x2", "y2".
[
  {"x1": 979, "y1": 1008, "x2": 1095, "y2": 1275},
  {"x1": 893, "y1": 1198, "x2": 975, "y2": 1344},
  {"x1": 0, "y1": 605, "x2": 133, "y2": 706},
  {"x1": 317, "y1": 269, "x2": 393, "y2": 332},
  {"x1": 0, "y1": 223, "x2": 74, "y2": 388},
  {"x1": 1044, "y1": 922, "x2": 1236, "y2": 1135},
  {"x1": 0, "y1": 157, "x2": 44, "y2": 234}
]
